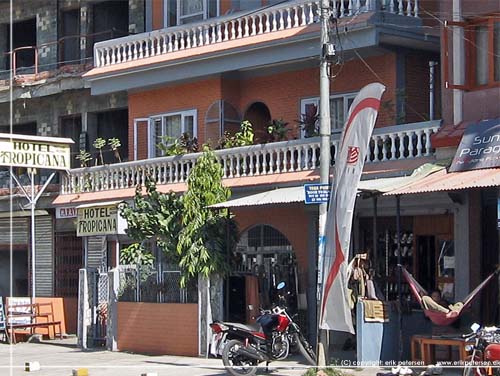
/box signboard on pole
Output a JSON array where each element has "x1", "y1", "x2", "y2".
[
  {"x1": 77, "y1": 202, "x2": 127, "y2": 237},
  {"x1": 304, "y1": 184, "x2": 331, "y2": 204},
  {"x1": 0, "y1": 133, "x2": 73, "y2": 171},
  {"x1": 449, "y1": 119, "x2": 500, "y2": 172}
]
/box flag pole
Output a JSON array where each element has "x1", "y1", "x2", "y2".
[{"x1": 316, "y1": 0, "x2": 332, "y2": 366}]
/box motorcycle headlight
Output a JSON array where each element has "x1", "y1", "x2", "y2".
[{"x1": 465, "y1": 345, "x2": 474, "y2": 352}]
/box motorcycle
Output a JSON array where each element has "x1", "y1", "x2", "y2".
[
  {"x1": 463, "y1": 323, "x2": 500, "y2": 376},
  {"x1": 209, "y1": 281, "x2": 316, "y2": 376}
]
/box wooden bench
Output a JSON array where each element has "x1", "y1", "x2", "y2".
[
  {"x1": 411, "y1": 335, "x2": 472, "y2": 364},
  {"x1": 6, "y1": 302, "x2": 63, "y2": 344}
]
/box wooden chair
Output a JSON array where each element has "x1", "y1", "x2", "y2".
[{"x1": 0, "y1": 297, "x2": 10, "y2": 343}]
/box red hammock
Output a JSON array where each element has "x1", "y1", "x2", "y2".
[{"x1": 401, "y1": 266, "x2": 499, "y2": 326}]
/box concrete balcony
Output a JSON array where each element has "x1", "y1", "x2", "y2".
[
  {"x1": 84, "y1": 0, "x2": 429, "y2": 95},
  {"x1": 60, "y1": 119, "x2": 439, "y2": 195},
  {"x1": 94, "y1": 0, "x2": 420, "y2": 69}
]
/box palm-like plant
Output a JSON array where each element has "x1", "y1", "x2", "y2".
[
  {"x1": 93, "y1": 137, "x2": 106, "y2": 165},
  {"x1": 108, "y1": 137, "x2": 122, "y2": 162}
]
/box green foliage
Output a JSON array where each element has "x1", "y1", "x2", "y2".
[
  {"x1": 75, "y1": 149, "x2": 92, "y2": 168},
  {"x1": 119, "y1": 243, "x2": 154, "y2": 266},
  {"x1": 119, "y1": 179, "x2": 183, "y2": 256},
  {"x1": 220, "y1": 120, "x2": 254, "y2": 148},
  {"x1": 302, "y1": 368, "x2": 343, "y2": 376},
  {"x1": 93, "y1": 137, "x2": 106, "y2": 165},
  {"x1": 157, "y1": 133, "x2": 199, "y2": 156},
  {"x1": 177, "y1": 146, "x2": 238, "y2": 286},
  {"x1": 108, "y1": 137, "x2": 122, "y2": 162},
  {"x1": 119, "y1": 149, "x2": 238, "y2": 287},
  {"x1": 297, "y1": 104, "x2": 319, "y2": 138},
  {"x1": 267, "y1": 119, "x2": 290, "y2": 142}
]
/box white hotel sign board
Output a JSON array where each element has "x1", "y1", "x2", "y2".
[
  {"x1": 0, "y1": 133, "x2": 73, "y2": 170},
  {"x1": 76, "y1": 202, "x2": 127, "y2": 237}
]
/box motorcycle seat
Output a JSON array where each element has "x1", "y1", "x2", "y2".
[{"x1": 226, "y1": 322, "x2": 262, "y2": 332}]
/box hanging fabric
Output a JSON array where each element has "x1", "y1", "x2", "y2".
[{"x1": 401, "y1": 266, "x2": 499, "y2": 326}]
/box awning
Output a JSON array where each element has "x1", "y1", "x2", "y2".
[
  {"x1": 75, "y1": 200, "x2": 124, "y2": 209},
  {"x1": 384, "y1": 167, "x2": 500, "y2": 195},
  {"x1": 209, "y1": 186, "x2": 305, "y2": 208},
  {"x1": 209, "y1": 163, "x2": 444, "y2": 208},
  {"x1": 358, "y1": 163, "x2": 444, "y2": 193}
]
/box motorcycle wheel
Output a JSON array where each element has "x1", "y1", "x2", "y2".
[
  {"x1": 222, "y1": 339, "x2": 258, "y2": 376},
  {"x1": 295, "y1": 333, "x2": 317, "y2": 366}
]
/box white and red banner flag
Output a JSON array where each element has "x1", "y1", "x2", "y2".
[{"x1": 320, "y1": 83, "x2": 386, "y2": 333}]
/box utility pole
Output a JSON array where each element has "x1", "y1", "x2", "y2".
[{"x1": 317, "y1": 0, "x2": 332, "y2": 367}]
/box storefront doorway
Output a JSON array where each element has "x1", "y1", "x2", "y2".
[{"x1": 228, "y1": 224, "x2": 299, "y2": 323}]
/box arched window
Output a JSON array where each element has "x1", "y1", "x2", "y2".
[{"x1": 204, "y1": 100, "x2": 240, "y2": 147}]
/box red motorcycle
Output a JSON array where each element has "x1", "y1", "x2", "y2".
[
  {"x1": 210, "y1": 282, "x2": 316, "y2": 376},
  {"x1": 463, "y1": 324, "x2": 500, "y2": 376}
]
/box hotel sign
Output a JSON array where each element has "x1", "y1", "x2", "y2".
[
  {"x1": 56, "y1": 207, "x2": 77, "y2": 219},
  {"x1": 0, "y1": 133, "x2": 73, "y2": 170},
  {"x1": 77, "y1": 203, "x2": 127, "y2": 237},
  {"x1": 450, "y1": 119, "x2": 500, "y2": 172}
]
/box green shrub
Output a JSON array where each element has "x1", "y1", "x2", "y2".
[{"x1": 302, "y1": 368, "x2": 343, "y2": 376}]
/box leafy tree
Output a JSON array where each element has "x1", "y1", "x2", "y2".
[
  {"x1": 177, "y1": 146, "x2": 238, "y2": 286},
  {"x1": 119, "y1": 243, "x2": 154, "y2": 266},
  {"x1": 120, "y1": 179, "x2": 183, "y2": 256},
  {"x1": 119, "y1": 151, "x2": 238, "y2": 286}
]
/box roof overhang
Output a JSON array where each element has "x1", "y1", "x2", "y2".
[
  {"x1": 384, "y1": 167, "x2": 500, "y2": 195},
  {"x1": 209, "y1": 163, "x2": 444, "y2": 208}
]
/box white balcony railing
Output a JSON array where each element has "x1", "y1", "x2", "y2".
[
  {"x1": 94, "y1": 0, "x2": 419, "y2": 69},
  {"x1": 61, "y1": 120, "x2": 439, "y2": 194}
]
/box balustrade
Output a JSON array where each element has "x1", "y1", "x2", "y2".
[
  {"x1": 61, "y1": 120, "x2": 439, "y2": 194},
  {"x1": 93, "y1": 0, "x2": 419, "y2": 68}
]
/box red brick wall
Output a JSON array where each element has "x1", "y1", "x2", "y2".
[
  {"x1": 232, "y1": 204, "x2": 310, "y2": 285},
  {"x1": 405, "y1": 52, "x2": 440, "y2": 123},
  {"x1": 128, "y1": 54, "x2": 398, "y2": 159},
  {"x1": 128, "y1": 78, "x2": 223, "y2": 160},
  {"x1": 117, "y1": 302, "x2": 199, "y2": 356}
]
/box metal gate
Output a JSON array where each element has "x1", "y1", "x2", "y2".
[{"x1": 87, "y1": 268, "x2": 109, "y2": 347}]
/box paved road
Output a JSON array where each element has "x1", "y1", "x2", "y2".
[{"x1": 0, "y1": 338, "x2": 325, "y2": 376}]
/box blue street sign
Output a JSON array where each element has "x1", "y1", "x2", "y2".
[{"x1": 304, "y1": 184, "x2": 331, "y2": 204}]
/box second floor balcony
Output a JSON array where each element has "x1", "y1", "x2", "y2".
[
  {"x1": 60, "y1": 119, "x2": 440, "y2": 195},
  {"x1": 85, "y1": 0, "x2": 431, "y2": 95}
]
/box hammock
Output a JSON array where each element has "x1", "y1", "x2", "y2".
[{"x1": 401, "y1": 266, "x2": 499, "y2": 326}]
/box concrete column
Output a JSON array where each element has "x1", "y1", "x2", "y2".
[
  {"x1": 106, "y1": 268, "x2": 119, "y2": 351},
  {"x1": 198, "y1": 275, "x2": 209, "y2": 356},
  {"x1": 77, "y1": 268, "x2": 90, "y2": 349}
]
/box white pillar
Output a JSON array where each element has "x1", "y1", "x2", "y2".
[
  {"x1": 77, "y1": 268, "x2": 90, "y2": 349},
  {"x1": 106, "y1": 268, "x2": 119, "y2": 351}
]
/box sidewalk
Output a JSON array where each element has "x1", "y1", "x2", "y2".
[
  {"x1": 0, "y1": 338, "x2": 370, "y2": 376},
  {"x1": 0, "y1": 338, "x2": 464, "y2": 376}
]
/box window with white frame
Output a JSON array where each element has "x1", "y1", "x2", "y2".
[
  {"x1": 164, "y1": 0, "x2": 219, "y2": 27},
  {"x1": 300, "y1": 93, "x2": 357, "y2": 136},
  {"x1": 149, "y1": 110, "x2": 197, "y2": 158}
]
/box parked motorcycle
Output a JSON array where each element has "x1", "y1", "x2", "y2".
[
  {"x1": 210, "y1": 282, "x2": 316, "y2": 376},
  {"x1": 463, "y1": 323, "x2": 500, "y2": 376}
]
